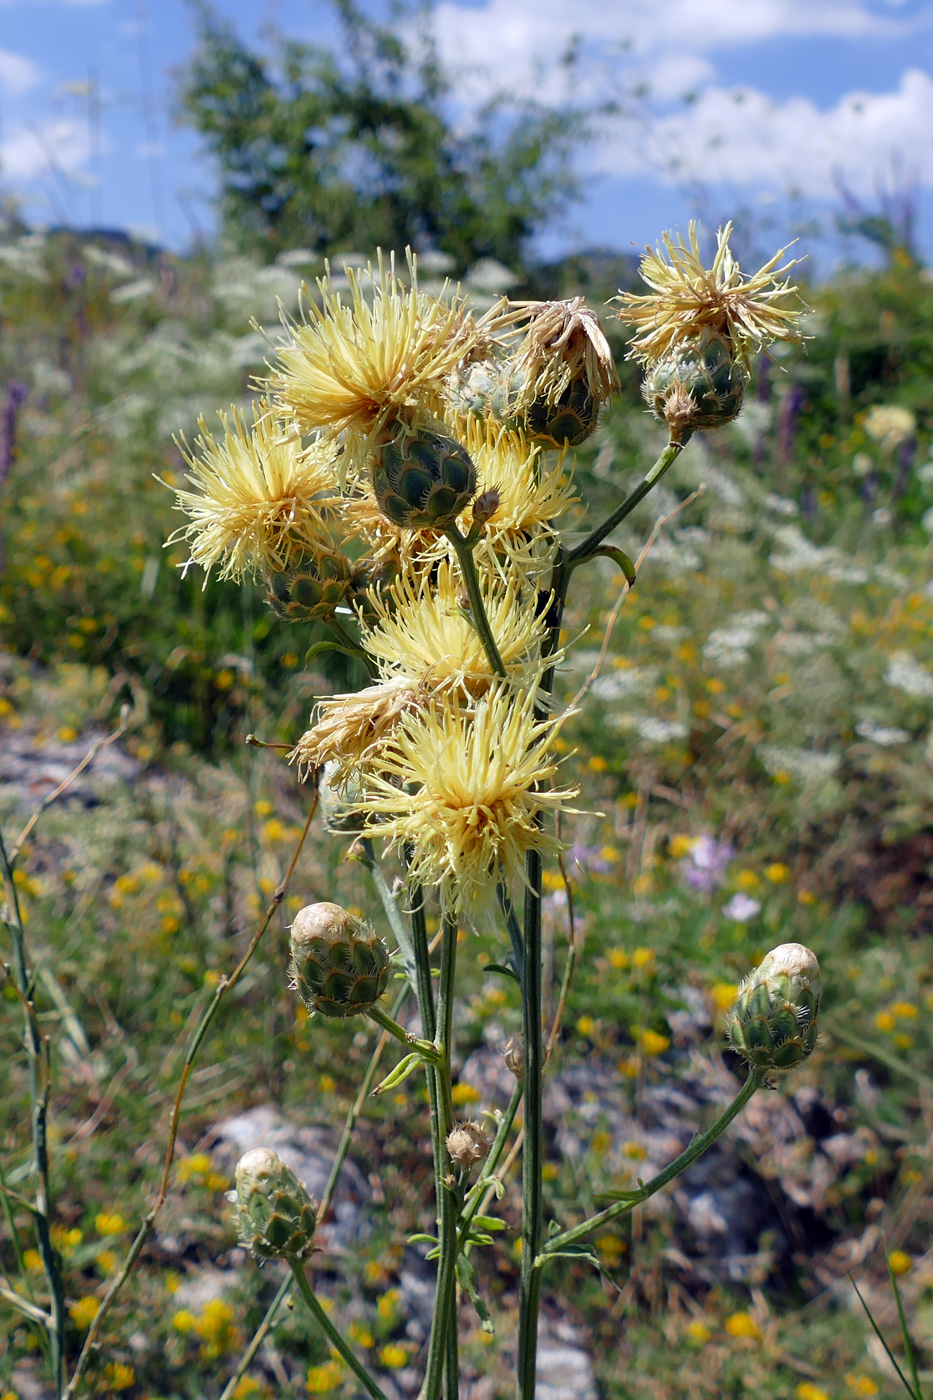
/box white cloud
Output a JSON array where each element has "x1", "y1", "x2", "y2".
[
  {"x1": 0, "y1": 48, "x2": 41, "y2": 97},
  {"x1": 432, "y1": 0, "x2": 918, "y2": 101},
  {"x1": 603, "y1": 68, "x2": 933, "y2": 197},
  {"x1": 0, "y1": 119, "x2": 88, "y2": 182}
]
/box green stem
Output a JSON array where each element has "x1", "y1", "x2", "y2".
[
  {"x1": 366, "y1": 1005, "x2": 440, "y2": 1061},
  {"x1": 288, "y1": 1259, "x2": 388, "y2": 1400},
  {"x1": 567, "y1": 441, "x2": 684, "y2": 565},
  {"x1": 420, "y1": 916, "x2": 459, "y2": 1400},
  {"x1": 543, "y1": 1070, "x2": 763, "y2": 1255},
  {"x1": 221, "y1": 983, "x2": 413, "y2": 1400},
  {"x1": 444, "y1": 524, "x2": 507, "y2": 679},
  {"x1": 326, "y1": 615, "x2": 376, "y2": 675},
  {"x1": 0, "y1": 829, "x2": 65, "y2": 1396},
  {"x1": 517, "y1": 848, "x2": 544, "y2": 1400}
]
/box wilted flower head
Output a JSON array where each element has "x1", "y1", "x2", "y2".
[
  {"x1": 354, "y1": 684, "x2": 580, "y2": 928},
  {"x1": 501, "y1": 297, "x2": 619, "y2": 410},
  {"x1": 267, "y1": 251, "x2": 478, "y2": 440},
  {"x1": 167, "y1": 403, "x2": 340, "y2": 581},
  {"x1": 290, "y1": 677, "x2": 426, "y2": 778},
  {"x1": 616, "y1": 222, "x2": 803, "y2": 372},
  {"x1": 446, "y1": 1120, "x2": 490, "y2": 1169}
]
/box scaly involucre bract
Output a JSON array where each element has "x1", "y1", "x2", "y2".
[
  {"x1": 266, "y1": 251, "x2": 479, "y2": 441},
  {"x1": 353, "y1": 684, "x2": 580, "y2": 929},
  {"x1": 168, "y1": 404, "x2": 340, "y2": 581},
  {"x1": 616, "y1": 221, "x2": 803, "y2": 371}
]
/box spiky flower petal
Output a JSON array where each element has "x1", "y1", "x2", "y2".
[
  {"x1": 363, "y1": 560, "x2": 547, "y2": 698},
  {"x1": 616, "y1": 222, "x2": 803, "y2": 371},
  {"x1": 167, "y1": 404, "x2": 340, "y2": 581},
  {"x1": 266, "y1": 252, "x2": 478, "y2": 440},
  {"x1": 351, "y1": 685, "x2": 580, "y2": 929}
]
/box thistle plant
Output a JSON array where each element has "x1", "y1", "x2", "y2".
[
  {"x1": 0, "y1": 230, "x2": 795, "y2": 1400},
  {"x1": 153, "y1": 236, "x2": 816, "y2": 1398}
]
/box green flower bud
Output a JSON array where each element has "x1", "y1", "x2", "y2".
[
  {"x1": 372, "y1": 420, "x2": 476, "y2": 529},
  {"x1": 644, "y1": 328, "x2": 745, "y2": 442},
  {"x1": 290, "y1": 901, "x2": 390, "y2": 1018},
  {"x1": 726, "y1": 942, "x2": 821, "y2": 1072},
  {"x1": 265, "y1": 548, "x2": 354, "y2": 623},
  {"x1": 463, "y1": 363, "x2": 600, "y2": 448},
  {"x1": 229, "y1": 1147, "x2": 317, "y2": 1261}
]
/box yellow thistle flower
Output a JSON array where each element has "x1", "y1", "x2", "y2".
[
  {"x1": 496, "y1": 296, "x2": 619, "y2": 410},
  {"x1": 167, "y1": 403, "x2": 340, "y2": 581},
  {"x1": 461, "y1": 419, "x2": 577, "y2": 565},
  {"x1": 266, "y1": 251, "x2": 478, "y2": 440},
  {"x1": 616, "y1": 222, "x2": 803, "y2": 371},
  {"x1": 354, "y1": 684, "x2": 581, "y2": 928},
  {"x1": 362, "y1": 561, "x2": 548, "y2": 698}
]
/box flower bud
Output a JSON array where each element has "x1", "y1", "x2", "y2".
[
  {"x1": 471, "y1": 488, "x2": 502, "y2": 527},
  {"x1": 372, "y1": 419, "x2": 476, "y2": 529},
  {"x1": 229, "y1": 1147, "x2": 317, "y2": 1261},
  {"x1": 446, "y1": 1121, "x2": 490, "y2": 1169},
  {"x1": 644, "y1": 328, "x2": 744, "y2": 442},
  {"x1": 265, "y1": 548, "x2": 353, "y2": 623},
  {"x1": 501, "y1": 1035, "x2": 524, "y2": 1078},
  {"x1": 290, "y1": 902, "x2": 390, "y2": 1018},
  {"x1": 725, "y1": 942, "x2": 821, "y2": 1072}
]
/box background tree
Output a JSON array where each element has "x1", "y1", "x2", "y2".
[{"x1": 177, "y1": 0, "x2": 597, "y2": 273}]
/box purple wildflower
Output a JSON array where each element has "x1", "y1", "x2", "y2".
[
  {"x1": 680, "y1": 834, "x2": 734, "y2": 894},
  {"x1": 723, "y1": 893, "x2": 761, "y2": 922}
]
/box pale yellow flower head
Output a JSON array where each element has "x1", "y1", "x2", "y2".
[
  {"x1": 266, "y1": 251, "x2": 479, "y2": 441},
  {"x1": 457, "y1": 419, "x2": 577, "y2": 572},
  {"x1": 167, "y1": 403, "x2": 340, "y2": 582},
  {"x1": 354, "y1": 684, "x2": 580, "y2": 928},
  {"x1": 616, "y1": 222, "x2": 803, "y2": 371},
  {"x1": 363, "y1": 560, "x2": 547, "y2": 698}
]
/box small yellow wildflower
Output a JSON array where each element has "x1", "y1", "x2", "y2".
[
  {"x1": 621, "y1": 1141, "x2": 647, "y2": 1161},
  {"x1": 724, "y1": 1311, "x2": 760, "y2": 1340},
  {"x1": 765, "y1": 862, "x2": 790, "y2": 884},
  {"x1": 711, "y1": 982, "x2": 738, "y2": 1012},
  {"x1": 377, "y1": 1288, "x2": 401, "y2": 1321},
  {"x1": 96, "y1": 1250, "x2": 118, "y2": 1275},
  {"x1": 22, "y1": 1249, "x2": 42, "y2": 1271},
  {"x1": 685, "y1": 1319, "x2": 711, "y2": 1345},
  {"x1": 669, "y1": 834, "x2": 695, "y2": 858},
  {"x1": 576, "y1": 1016, "x2": 596, "y2": 1038},
  {"x1": 888, "y1": 1250, "x2": 913, "y2": 1275},
  {"x1": 379, "y1": 1344, "x2": 409, "y2": 1369},
  {"x1": 845, "y1": 1376, "x2": 879, "y2": 1396},
  {"x1": 68, "y1": 1296, "x2": 100, "y2": 1329},
  {"x1": 595, "y1": 1233, "x2": 625, "y2": 1265},
  {"x1": 734, "y1": 870, "x2": 760, "y2": 891},
  {"x1": 177, "y1": 1152, "x2": 214, "y2": 1184},
  {"x1": 318, "y1": 1074, "x2": 336, "y2": 1093},
  {"x1": 172, "y1": 1309, "x2": 197, "y2": 1333},
  {"x1": 795, "y1": 1385, "x2": 829, "y2": 1400},
  {"x1": 631, "y1": 947, "x2": 656, "y2": 971},
  {"x1": 874, "y1": 1011, "x2": 896, "y2": 1034},
  {"x1": 103, "y1": 1362, "x2": 134, "y2": 1392},
  {"x1": 891, "y1": 1001, "x2": 918, "y2": 1019},
  {"x1": 451, "y1": 1082, "x2": 481, "y2": 1106},
  {"x1": 306, "y1": 1360, "x2": 343, "y2": 1393},
  {"x1": 607, "y1": 949, "x2": 628, "y2": 970},
  {"x1": 639, "y1": 1029, "x2": 670, "y2": 1057},
  {"x1": 95, "y1": 1211, "x2": 127, "y2": 1236}
]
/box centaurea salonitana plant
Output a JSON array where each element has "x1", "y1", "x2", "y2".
[{"x1": 156, "y1": 235, "x2": 817, "y2": 1399}]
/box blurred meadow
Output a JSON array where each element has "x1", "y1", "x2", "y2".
[{"x1": 5, "y1": 6, "x2": 933, "y2": 1400}]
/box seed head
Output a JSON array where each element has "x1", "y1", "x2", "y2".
[
  {"x1": 502, "y1": 1035, "x2": 524, "y2": 1078},
  {"x1": 446, "y1": 1121, "x2": 490, "y2": 1169}
]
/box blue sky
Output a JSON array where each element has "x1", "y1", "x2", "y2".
[{"x1": 2, "y1": 0, "x2": 933, "y2": 268}]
